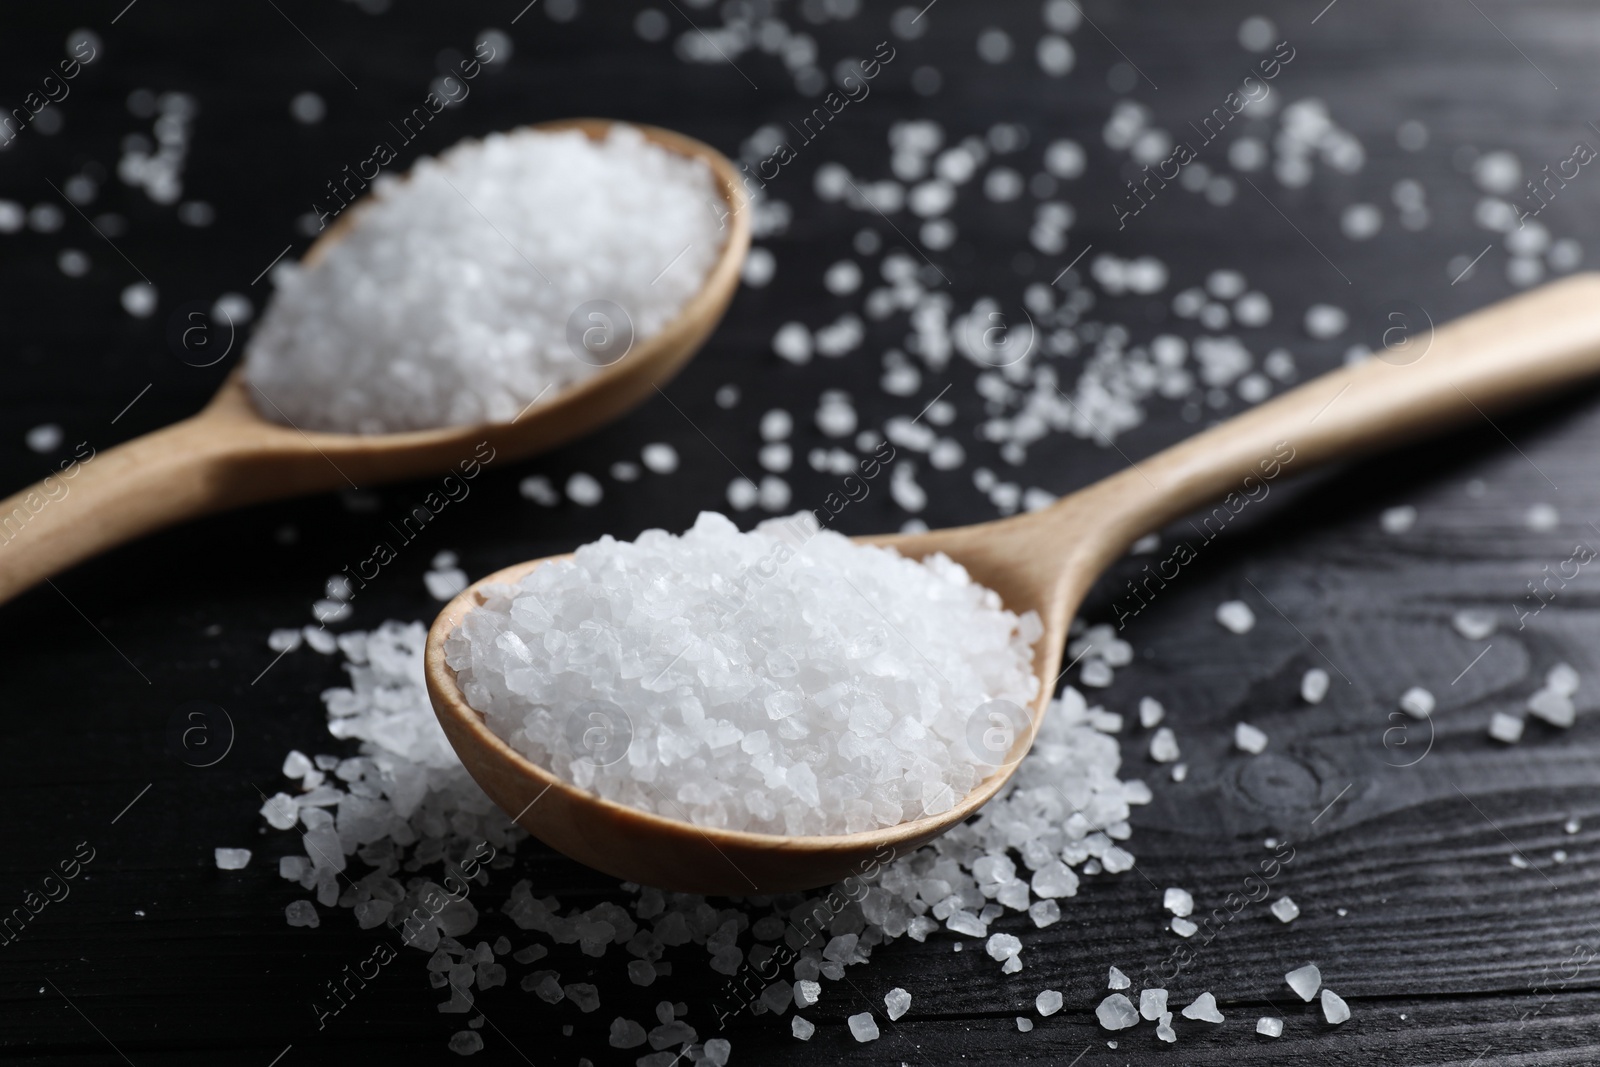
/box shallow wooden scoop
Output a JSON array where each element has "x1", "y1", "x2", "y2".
[
  {"x1": 0, "y1": 119, "x2": 749, "y2": 605},
  {"x1": 426, "y1": 274, "x2": 1600, "y2": 893}
]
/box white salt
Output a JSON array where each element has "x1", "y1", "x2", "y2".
[
  {"x1": 450, "y1": 511, "x2": 1041, "y2": 835},
  {"x1": 1096, "y1": 994, "x2": 1139, "y2": 1030},
  {"x1": 1216, "y1": 600, "x2": 1256, "y2": 634},
  {"x1": 25, "y1": 423, "x2": 63, "y2": 453},
  {"x1": 1302, "y1": 667, "x2": 1330, "y2": 704},
  {"x1": 1489, "y1": 712, "x2": 1524, "y2": 743},
  {"x1": 1036, "y1": 989, "x2": 1063, "y2": 1016},
  {"x1": 519, "y1": 475, "x2": 560, "y2": 505},
  {"x1": 641, "y1": 443, "x2": 679, "y2": 474},
  {"x1": 285, "y1": 900, "x2": 320, "y2": 928},
  {"x1": 1286, "y1": 963, "x2": 1321, "y2": 1001},
  {"x1": 1029, "y1": 900, "x2": 1060, "y2": 928},
  {"x1": 245, "y1": 126, "x2": 723, "y2": 433},
  {"x1": 1399, "y1": 687, "x2": 1435, "y2": 719},
  {"x1": 1548, "y1": 662, "x2": 1580, "y2": 696},
  {"x1": 1235, "y1": 722, "x2": 1268, "y2": 754},
  {"x1": 1452, "y1": 609, "x2": 1495, "y2": 640},
  {"x1": 1528, "y1": 687, "x2": 1575, "y2": 728},
  {"x1": 1380, "y1": 505, "x2": 1417, "y2": 534},
  {"x1": 791, "y1": 1016, "x2": 814, "y2": 1040},
  {"x1": 1257, "y1": 1016, "x2": 1283, "y2": 1037},
  {"x1": 425, "y1": 568, "x2": 470, "y2": 601},
  {"x1": 884, "y1": 987, "x2": 911, "y2": 1020},
  {"x1": 1139, "y1": 988, "x2": 1167, "y2": 1020},
  {"x1": 1526, "y1": 503, "x2": 1560, "y2": 531},
  {"x1": 1271, "y1": 896, "x2": 1300, "y2": 923},
  {"x1": 1163, "y1": 887, "x2": 1194, "y2": 917},
  {"x1": 214, "y1": 848, "x2": 252, "y2": 870},
  {"x1": 986, "y1": 933, "x2": 1023, "y2": 961},
  {"x1": 565, "y1": 473, "x2": 603, "y2": 507},
  {"x1": 1171, "y1": 917, "x2": 1198, "y2": 937},
  {"x1": 1108, "y1": 966, "x2": 1130, "y2": 989},
  {"x1": 1155, "y1": 1012, "x2": 1176, "y2": 1042},
  {"x1": 1321, "y1": 988, "x2": 1350, "y2": 1024},
  {"x1": 1181, "y1": 991, "x2": 1224, "y2": 1023},
  {"x1": 1149, "y1": 727, "x2": 1180, "y2": 763},
  {"x1": 794, "y1": 980, "x2": 820, "y2": 1007},
  {"x1": 1138, "y1": 696, "x2": 1164, "y2": 727},
  {"x1": 847, "y1": 1013, "x2": 880, "y2": 1042}
]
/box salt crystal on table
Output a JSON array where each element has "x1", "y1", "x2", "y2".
[
  {"x1": 1526, "y1": 503, "x2": 1560, "y2": 531},
  {"x1": 519, "y1": 475, "x2": 559, "y2": 505},
  {"x1": 704, "y1": 1038, "x2": 732, "y2": 1065},
  {"x1": 1548, "y1": 662, "x2": 1580, "y2": 695},
  {"x1": 1566, "y1": 817, "x2": 1581, "y2": 834},
  {"x1": 884, "y1": 987, "x2": 911, "y2": 1020},
  {"x1": 565, "y1": 473, "x2": 602, "y2": 506},
  {"x1": 1510, "y1": 853, "x2": 1530, "y2": 869},
  {"x1": 1171, "y1": 917, "x2": 1198, "y2": 937},
  {"x1": 1399, "y1": 687, "x2": 1435, "y2": 718},
  {"x1": 1216, "y1": 600, "x2": 1256, "y2": 633},
  {"x1": 791, "y1": 1016, "x2": 814, "y2": 1040},
  {"x1": 564, "y1": 983, "x2": 600, "y2": 1012},
  {"x1": 1286, "y1": 963, "x2": 1322, "y2": 1001},
  {"x1": 448, "y1": 1031, "x2": 483, "y2": 1055},
  {"x1": 847, "y1": 1013, "x2": 880, "y2": 1042},
  {"x1": 1096, "y1": 994, "x2": 1139, "y2": 1030},
  {"x1": 285, "y1": 900, "x2": 319, "y2": 928},
  {"x1": 214, "y1": 848, "x2": 252, "y2": 870},
  {"x1": 1139, "y1": 697, "x2": 1165, "y2": 727},
  {"x1": 1528, "y1": 687, "x2": 1575, "y2": 728},
  {"x1": 1140, "y1": 988, "x2": 1168, "y2": 1020},
  {"x1": 268, "y1": 628, "x2": 303, "y2": 653},
  {"x1": 641, "y1": 443, "x2": 679, "y2": 474},
  {"x1": 1108, "y1": 966, "x2": 1131, "y2": 990},
  {"x1": 1235, "y1": 722, "x2": 1268, "y2": 754},
  {"x1": 1150, "y1": 727, "x2": 1180, "y2": 762},
  {"x1": 1257, "y1": 1016, "x2": 1284, "y2": 1037},
  {"x1": 1037, "y1": 989, "x2": 1063, "y2": 1016},
  {"x1": 1321, "y1": 988, "x2": 1351, "y2": 1024},
  {"x1": 1488, "y1": 712, "x2": 1524, "y2": 743},
  {"x1": 1029, "y1": 900, "x2": 1061, "y2": 928},
  {"x1": 1452, "y1": 609, "x2": 1496, "y2": 640},
  {"x1": 1164, "y1": 887, "x2": 1194, "y2": 917},
  {"x1": 1302, "y1": 667, "x2": 1330, "y2": 704},
  {"x1": 1156, "y1": 1012, "x2": 1176, "y2": 1042},
  {"x1": 609, "y1": 1019, "x2": 647, "y2": 1048},
  {"x1": 425, "y1": 568, "x2": 469, "y2": 601},
  {"x1": 794, "y1": 980, "x2": 821, "y2": 1008},
  {"x1": 1016, "y1": 1016, "x2": 1034, "y2": 1032},
  {"x1": 1181, "y1": 992, "x2": 1224, "y2": 1022},
  {"x1": 1002, "y1": 955, "x2": 1023, "y2": 974},
  {"x1": 1379, "y1": 505, "x2": 1417, "y2": 534},
  {"x1": 1271, "y1": 896, "x2": 1300, "y2": 923}
]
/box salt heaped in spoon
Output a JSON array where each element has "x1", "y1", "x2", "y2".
[{"x1": 446, "y1": 511, "x2": 1042, "y2": 836}]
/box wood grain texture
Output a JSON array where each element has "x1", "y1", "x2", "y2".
[{"x1": 0, "y1": 0, "x2": 1598, "y2": 1064}]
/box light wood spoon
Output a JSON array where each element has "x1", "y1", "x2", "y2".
[
  {"x1": 426, "y1": 273, "x2": 1600, "y2": 893},
  {"x1": 0, "y1": 119, "x2": 749, "y2": 605}
]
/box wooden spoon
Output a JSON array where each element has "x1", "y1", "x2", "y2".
[
  {"x1": 0, "y1": 119, "x2": 749, "y2": 605},
  {"x1": 426, "y1": 273, "x2": 1600, "y2": 894}
]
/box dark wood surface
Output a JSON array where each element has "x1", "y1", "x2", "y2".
[{"x1": 1, "y1": 1, "x2": 1598, "y2": 1063}]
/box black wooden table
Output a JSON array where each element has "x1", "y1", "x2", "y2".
[{"x1": 2, "y1": 1, "x2": 1598, "y2": 1063}]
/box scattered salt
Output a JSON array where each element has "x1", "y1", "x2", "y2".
[
  {"x1": 1379, "y1": 505, "x2": 1417, "y2": 534},
  {"x1": 1171, "y1": 917, "x2": 1198, "y2": 937},
  {"x1": 1108, "y1": 966, "x2": 1130, "y2": 990},
  {"x1": 214, "y1": 848, "x2": 252, "y2": 870},
  {"x1": 1452, "y1": 609, "x2": 1496, "y2": 640},
  {"x1": 847, "y1": 1013, "x2": 880, "y2": 1042},
  {"x1": 1164, "y1": 887, "x2": 1194, "y2": 917},
  {"x1": 1181, "y1": 991, "x2": 1224, "y2": 1023},
  {"x1": 1235, "y1": 722, "x2": 1268, "y2": 754},
  {"x1": 790, "y1": 1016, "x2": 814, "y2": 1040},
  {"x1": 1320, "y1": 989, "x2": 1350, "y2": 1024},
  {"x1": 1488, "y1": 712, "x2": 1524, "y2": 744},
  {"x1": 1150, "y1": 727, "x2": 1180, "y2": 763},
  {"x1": 1302, "y1": 667, "x2": 1330, "y2": 704},
  {"x1": 884, "y1": 987, "x2": 911, "y2": 1020},
  {"x1": 1139, "y1": 988, "x2": 1168, "y2": 1020},
  {"x1": 1257, "y1": 1016, "x2": 1283, "y2": 1037},
  {"x1": 1216, "y1": 600, "x2": 1256, "y2": 634},
  {"x1": 1096, "y1": 993, "x2": 1139, "y2": 1030},
  {"x1": 1271, "y1": 896, "x2": 1300, "y2": 923},
  {"x1": 1398, "y1": 687, "x2": 1435, "y2": 719},
  {"x1": 1037, "y1": 989, "x2": 1063, "y2": 1016},
  {"x1": 1286, "y1": 964, "x2": 1322, "y2": 1001}
]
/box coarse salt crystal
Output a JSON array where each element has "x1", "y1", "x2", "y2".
[
  {"x1": 1286, "y1": 963, "x2": 1322, "y2": 1001},
  {"x1": 1163, "y1": 887, "x2": 1194, "y2": 917},
  {"x1": 1181, "y1": 991, "x2": 1224, "y2": 1023},
  {"x1": 1488, "y1": 712, "x2": 1524, "y2": 743},
  {"x1": 1216, "y1": 600, "x2": 1256, "y2": 634},
  {"x1": 1235, "y1": 722, "x2": 1268, "y2": 754},
  {"x1": 847, "y1": 1012, "x2": 880, "y2": 1042},
  {"x1": 1108, "y1": 966, "x2": 1131, "y2": 989},
  {"x1": 1096, "y1": 993, "x2": 1139, "y2": 1030},
  {"x1": 1257, "y1": 1016, "x2": 1283, "y2": 1037},
  {"x1": 1399, "y1": 687, "x2": 1435, "y2": 719},
  {"x1": 214, "y1": 848, "x2": 252, "y2": 870},
  {"x1": 1037, "y1": 989, "x2": 1063, "y2": 1016},
  {"x1": 1139, "y1": 988, "x2": 1168, "y2": 1020},
  {"x1": 1302, "y1": 667, "x2": 1330, "y2": 704},
  {"x1": 1321, "y1": 988, "x2": 1350, "y2": 1024},
  {"x1": 884, "y1": 987, "x2": 911, "y2": 1020},
  {"x1": 1271, "y1": 896, "x2": 1300, "y2": 923}
]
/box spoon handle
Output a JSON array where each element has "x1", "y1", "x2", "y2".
[
  {"x1": 1082, "y1": 272, "x2": 1600, "y2": 549},
  {"x1": 0, "y1": 413, "x2": 249, "y2": 604}
]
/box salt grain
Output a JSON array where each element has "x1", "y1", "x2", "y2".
[
  {"x1": 1171, "y1": 917, "x2": 1198, "y2": 937},
  {"x1": 1139, "y1": 988, "x2": 1168, "y2": 1020},
  {"x1": 1398, "y1": 687, "x2": 1435, "y2": 719},
  {"x1": 1164, "y1": 887, "x2": 1194, "y2": 917},
  {"x1": 1320, "y1": 988, "x2": 1350, "y2": 1024},
  {"x1": 1216, "y1": 600, "x2": 1256, "y2": 634},
  {"x1": 1096, "y1": 993, "x2": 1139, "y2": 1030},
  {"x1": 847, "y1": 1013, "x2": 880, "y2": 1042},
  {"x1": 214, "y1": 848, "x2": 252, "y2": 870},
  {"x1": 1181, "y1": 991, "x2": 1224, "y2": 1023},
  {"x1": 1286, "y1": 963, "x2": 1322, "y2": 1001},
  {"x1": 1235, "y1": 722, "x2": 1268, "y2": 754},
  {"x1": 1302, "y1": 667, "x2": 1330, "y2": 704},
  {"x1": 1380, "y1": 505, "x2": 1417, "y2": 534},
  {"x1": 1452, "y1": 609, "x2": 1495, "y2": 640},
  {"x1": 1257, "y1": 1016, "x2": 1283, "y2": 1037},
  {"x1": 1271, "y1": 896, "x2": 1300, "y2": 923},
  {"x1": 884, "y1": 987, "x2": 911, "y2": 1020},
  {"x1": 1488, "y1": 712, "x2": 1524, "y2": 743},
  {"x1": 1108, "y1": 966, "x2": 1131, "y2": 989},
  {"x1": 1037, "y1": 989, "x2": 1063, "y2": 1016},
  {"x1": 791, "y1": 1016, "x2": 814, "y2": 1040}
]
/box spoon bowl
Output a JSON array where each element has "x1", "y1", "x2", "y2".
[
  {"x1": 426, "y1": 273, "x2": 1600, "y2": 893},
  {"x1": 0, "y1": 118, "x2": 749, "y2": 605}
]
